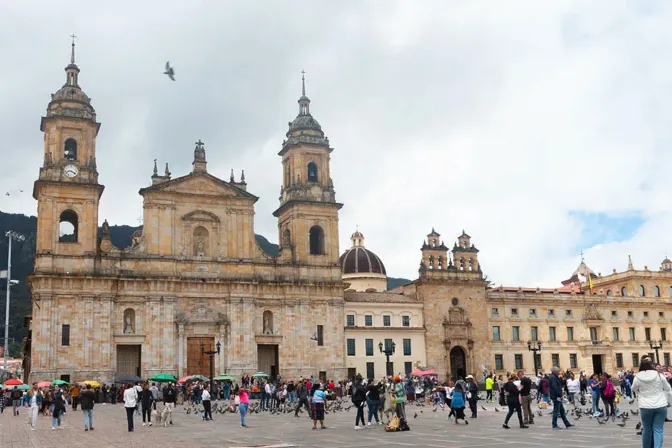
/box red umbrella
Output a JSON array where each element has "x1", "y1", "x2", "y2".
[
  {"x1": 177, "y1": 376, "x2": 191, "y2": 384},
  {"x1": 4, "y1": 379, "x2": 23, "y2": 386}
]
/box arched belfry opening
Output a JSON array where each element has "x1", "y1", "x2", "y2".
[
  {"x1": 59, "y1": 210, "x2": 78, "y2": 242},
  {"x1": 309, "y1": 225, "x2": 325, "y2": 255},
  {"x1": 307, "y1": 162, "x2": 318, "y2": 182},
  {"x1": 64, "y1": 138, "x2": 77, "y2": 160}
]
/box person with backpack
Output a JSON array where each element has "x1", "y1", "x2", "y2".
[
  {"x1": 450, "y1": 378, "x2": 468, "y2": 425},
  {"x1": 10, "y1": 387, "x2": 22, "y2": 416},
  {"x1": 601, "y1": 373, "x2": 616, "y2": 421}
]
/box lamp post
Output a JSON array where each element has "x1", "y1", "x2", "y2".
[
  {"x1": 527, "y1": 341, "x2": 542, "y2": 376},
  {"x1": 378, "y1": 340, "x2": 396, "y2": 377},
  {"x1": 649, "y1": 340, "x2": 663, "y2": 364},
  {"x1": 3, "y1": 231, "x2": 24, "y2": 376},
  {"x1": 201, "y1": 341, "x2": 221, "y2": 389}
]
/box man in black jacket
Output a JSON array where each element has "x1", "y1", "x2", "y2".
[
  {"x1": 80, "y1": 384, "x2": 95, "y2": 431},
  {"x1": 294, "y1": 380, "x2": 311, "y2": 418},
  {"x1": 163, "y1": 383, "x2": 176, "y2": 425},
  {"x1": 549, "y1": 367, "x2": 573, "y2": 429}
]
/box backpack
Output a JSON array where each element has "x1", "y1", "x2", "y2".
[
  {"x1": 603, "y1": 381, "x2": 615, "y2": 398},
  {"x1": 11, "y1": 389, "x2": 21, "y2": 399}
]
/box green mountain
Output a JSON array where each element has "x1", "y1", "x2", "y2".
[{"x1": 0, "y1": 211, "x2": 410, "y2": 357}]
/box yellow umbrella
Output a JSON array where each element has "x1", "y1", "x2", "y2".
[{"x1": 82, "y1": 380, "x2": 101, "y2": 388}]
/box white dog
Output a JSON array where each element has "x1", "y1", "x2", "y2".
[
  {"x1": 151, "y1": 408, "x2": 162, "y2": 426},
  {"x1": 161, "y1": 405, "x2": 171, "y2": 426}
]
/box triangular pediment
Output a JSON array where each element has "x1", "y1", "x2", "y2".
[{"x1": 139, "y1": 173, "x2": 257, "y2": 201}]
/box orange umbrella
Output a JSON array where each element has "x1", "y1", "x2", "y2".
[{"x1": 177, "y1": 376, "x2": 191, "y2": 384}]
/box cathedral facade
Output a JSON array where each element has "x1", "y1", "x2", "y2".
[{"x1": 28, "y1": 45, "x2": 346, "y2": 384}]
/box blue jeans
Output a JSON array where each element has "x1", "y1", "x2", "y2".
[
  {"x1": 239, "y1": 403, "x2": 248, "y2": 426},
  {"x1": 52, "y1": 413, "x2": 62, "y2": 428},
  {"x1": 552, "y1": 399, "x2": 570, "y2": 428},
  {"x1": 591, "y1": 390, "x2": 600, "y2": 415},
  {"x1": 367, "y1": 399, "x2": 380, "y2": 423},
  {"x1": 641, "y1": 406, "x2": 667, "y2": 448},
  {"x1": 83, "y1": 409, "x2": 93, "y2": 429}
]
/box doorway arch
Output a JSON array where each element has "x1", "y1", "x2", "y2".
[{"x1": 450, "y1": 346, "x2": 467, "y2": 380}]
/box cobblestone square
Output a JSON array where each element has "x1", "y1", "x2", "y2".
[{"x1": 0, "y1": 399, "x2": 660, "y2": 448}]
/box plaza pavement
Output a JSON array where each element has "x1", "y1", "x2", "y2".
[{"x1": 0, "y1": 398, "x2": 662, "y2": 448}]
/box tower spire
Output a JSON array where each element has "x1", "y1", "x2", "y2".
[
  {"x1": 65, "y1": 34, "x2": 80, "y2": 87},
  {"x1": 298, "y1": 70, "x2": 310, "y2": 115},
  {"x1": 301, "y1": 69, "x2": 306, "y2": 96},
  {"x1": 70, "y1": 33, "x2": 77, "y2": 64}
]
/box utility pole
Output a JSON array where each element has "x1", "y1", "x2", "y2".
[{"x1": 3, "y1": 231, "x2": 24, "y2": 376}]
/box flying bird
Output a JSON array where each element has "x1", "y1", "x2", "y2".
[{"x1": 164, "y1": 61, "x2": 175, "y2": 81}]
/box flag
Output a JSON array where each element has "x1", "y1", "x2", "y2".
[{"x1": 588, "y1": 272, "x2": 594, "y2": 293}]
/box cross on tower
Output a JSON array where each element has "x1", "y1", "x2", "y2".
[
  {"x1": 580, "y1": 250, "x2": 585, "y2": 262},
  {"x1": 70, "y1": 33, "x2": 77, "y2": 44},
  {"x1": 195, "y1": 139, "x2": 205, "y2": 149}
]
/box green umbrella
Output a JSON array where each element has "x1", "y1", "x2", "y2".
[
  {"x1": 213, "y1": 374, "x2": 237, "y2": 381},
  {"x1": 149, "y1": 373, "x2": 177, "y2": 383},
  {"x1": 251, "y1": 372, "x2": 269, "y2": 378},
  {"x1": 7, "y1": 384, "x2": 31, "y2": 391},
  {"x1": 51, "y1": 379, "x2": 69, "y2": 386}
]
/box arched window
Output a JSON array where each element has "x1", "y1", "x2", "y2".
[
  {"x1": 468, "y1": 258, "x2": 474, "y2": 271},
  {"x1": 606, "y1": 289, "x2": 612, "y2": 296},
  {"x1": 437, "y1": 256, "x2": 443, "y2": 269},
  {"x1": 282, "y1": 228, "x2": 291, "y2": 248},
  {"x1": 639, "y1": 285, "x2": 646, "y2": 297},
  {"x1": 59, "y1": 210, "x2": 78, "y2": 242},
  {"x1": 193, "y1": 226, "x2": 209, "y2": 256},
  {"x1": 123, "y1": 308, "x2": 136, "y2": 334},
  {"x1": 621, "y1": 287, "x2": 627, "y2": 297},
  {"x1": 307, "y1": 162, "x2": 318, "y2": 182},
  {"x1": 459, "y1": 257, "x2": 465, "y2": 271},
  {"x1": 262, "y1": 310, "x2": 274, "y2": 335},
  {"x1": 654, "y1": 285, "x2": 661, "y2": 297},
  {"x1": 309, "y1": 225, "x2": 324, "y2": 255},
  {"x1": 428, "y1": 256, "x2": 434, "y2": 270},
  {"x1": 64, "y1": 138, "x2": 77, "y2": 160}
]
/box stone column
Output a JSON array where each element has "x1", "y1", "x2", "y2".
[
  {"x1": 217, "y1": 322, "x2": 227, "y2": 374},
  {"x1": 177, "y1": 323, "x2": 185, "y2": 377}
]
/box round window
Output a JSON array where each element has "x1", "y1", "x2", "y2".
[{"x1": 451, "y1": 297, "x2": 459, "y2": 306}]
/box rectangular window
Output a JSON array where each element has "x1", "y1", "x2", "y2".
[
  {"x1": 569, "y1": 353, "x2": 578, "y2": 369},
  {"x1": 383, "y1": 315, "x2": 391, "y2": 327},
  {"x1": 644, "y1": 311, "x2": 649, "y2": 317},
  {"x1": 385, "y1": 338, "x2": 393, "y2": 353},
  {"x1": 493, "y1": 326, "x2": 501, "y2": 341},
  {"x1": 629, "y1": 327, "x2": 636, "y2": 341},
  {"x1": 491, "y1": 307, "x2": 499, "y2": 316},
  {"x1": 404, "y1": 362, "x2": 413, "y2": 375},
  {"x1": 589, "y1": 327, "x2": 598, "y2": 341},
  {"x1": 365, "y1": 315, "x2": 373, "y2": 326},
  {"x1": 616, "y1": 353, "x2": 623, "y2": 368},
  {"x1": 514, "y1": 354, "x2": 523, "y2": 370},
  {"x1": 346, "y1": 315, "x2": 355, "y2": 326},
  {"x1": 632, "y1": 353, "x2": 640, "y2": 367},
  {"x1": 628, "y1": 311, "x2": 633, "y2": 318},
  {"x1": 566, "y1": 309, "x2": 572, "y2": 317},
  {"x1": 347, "y1": 338, "x2": 355, "y2": 356},
  {"x1": 402, "y1": 315, "x2": 410, "y2": 327},
  {"x1": 535, "y1": 353, "x2": 541, "y2": 369},
  {"x1": 552, "y1": 353, "x2": 560, "y2": 367},
  {"x1": 365, "y1": 339, "x2": 373, "y2": 356},
  {"x1": 61, "y1": 324, "x2": 70, "y2": 346},
  {"x1": 366, "y1": 362, "x2": 375, "y2": 379},
  {"x1": 549, "y1": 326, "x2": 556, "y2": 341},
  {"x1": 403, "y1": 338, "x2": 412, "y2": 356},
  {"x1": 512, "y1": 326, "x2": 520, "y2": 341},
  {"x1": 529, "y1": 309, "x2": 536, "y2": 317},
  {"x1": 495, "y1": 354, "x2": 504, "y2": 370},
  {"x1": 612, "y1": 327, "x2": 620, "y2": 341},
  {"x1": 660, "y1": 311, "x2": 665, "y2": 318},
  {"x1": 317, "y1": 325, "x2": 324, "y2": 346},
  {"x1": 665, "y1": 353, "x2": 671, "y2": 366},
  {"x1": 567, "y1": 327, "x2": 574, "y2": 341},
  {"x1": 611, "y1": 310, "x2": 617, "y2": 317},
  {"x1": 645, "y1": 328, "x2": 651, "y2": 341},
  {"x1": 548, "y1": 309, "x2": 555, "y2": 317},
  {"x1": 511, "y1": 308, "x2": 518, "y2": 316},
  {"x1": 531, "y1": 326, "x2": 538, "y2": 341}
]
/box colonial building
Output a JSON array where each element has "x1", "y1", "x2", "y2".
[{"x1": 28, "y1": 44, "x2": 348, "y2": 383}]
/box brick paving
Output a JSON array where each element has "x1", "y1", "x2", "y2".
[{"x1": 0, "y1": 399, "x2": 665, "y2": 447}]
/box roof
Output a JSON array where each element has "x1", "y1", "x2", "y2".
[
  {"x1": 344, "y1": 291, "x2": 420, "y2": 303},
  {"x1": 138, "y1": 171, "x2": 258, "y2": 201},
  {"x1": 339, "y1": 246, "x2": 386, "y2": 275}
]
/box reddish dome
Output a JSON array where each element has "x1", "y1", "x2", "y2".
[{"x1": 339, "y1": 246, "x2": 386, "y2": 275}]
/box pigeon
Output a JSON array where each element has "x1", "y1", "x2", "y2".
[
  {"x1": 597, "y1": 418, "x2": 606, "y2": 425},
  {"x1": 632, "y1": 409, "x2": 640, "y2": 415},
  {"x1": 636, "y1": 422, "x2": 642, "y2": 430},
  {"x1": 481, "y1": 406, "x2": 487, "y2": 411},
  {"x1": 413, "y1": 412, "x2": 418, "y2": 419},
  {"x1": 617, "y1": 421, "x2": 626, "y2": 427},
  {"x1": 537, "y1": 411, "x2": 543, "y2": 417},
  {"x1": 164, "y1": 61, "x2": 175, "y2": 81},
  {"x1": 432, "y1": 407, "x2": 437, "y2": 412},
  {"x1": 495, "y1": 408, "x2": 500, "y2": 412},
  {"x1": 629, "y1": 399, "x2": 635, "y2": 404},
  {"x1": 637, "y1": 430, "x2": 643, "y2": 435}
]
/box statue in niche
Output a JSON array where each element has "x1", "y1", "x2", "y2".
[
  {"x1": 196, "y1": 237, "x2": 205, "y2": 256},
  {"x1": 263, "y1": 310, "x2": 273, "y2": 335},
  {"x1": 123, "y1": 309, "x2": 135, "y2": 334},
  {"x1": 193, "y1": 226, "x2": 209, "y2": 256}
]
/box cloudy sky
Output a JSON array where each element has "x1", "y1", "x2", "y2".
[{"x1": 1, "y1": 0, "x2": 671, "y2": 286}]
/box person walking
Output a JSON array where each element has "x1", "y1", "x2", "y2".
[
  {"x1": 549, "y1": 366, "x2": 573, "y2": 429},
  {"x1": 202, "y1": 385, "x2": 212, "y2": 421},
  {"x1": 466, "y1": 375, "x2": 478, "y2": 418},
  {"x1": 149, "y1": 383, "x2": 159, "y2": 410},
  {"x1": 110, "y1": 384, "x2": 118, "y2": 405},
  {"x1": 589, "y1": 373, "x2": 601, "y2": 416},
  {"x1": 163, "y1": 383, "x2": 176, "y2": 425},
  {"x1": 632, "y1": 356, "x2": 672, "y2": 448},
  {"x1": 10, "y1": 386, "x2": 22, "y2": 416},
  {"x1": 71, "y1": 384, "x2": 80, "y2": 411},
  {"x1": 23, "y1": 383, "x2": 42, "y2": 431},
  {"x1": 80, "y1": 384, "x2": 95, "y2": 431},
  {"x1": 294, "y1": 380, "x2": 311, "y2": 418},
  {"x1": 601, "y1": 373, "x2": 616, "y2": 420},
  {"x1": 502, "y1": 374, "x2": 528, "y2": 429},
  {"x1": 239, "y1": 386, "x2": 249, "y2": 427},
  {"x1": 311, "y1": 383, "x2": 327, "y2": 430},
  {"x1": 393, "y1": 376, "x2": 409, "y2": 430},
  {"x1": 51, "y1": 386, "x2": 66, "y2": 430},
  {"x1": 140, "y1": 383, "x2": 154, "y2": 426},
  {"x1": 366, "y1": 379, "x2": 381, "y2": 425},
  {"x1": 566, "y1": 373, "x2": 581, "y2": 409},
  {"x1": 352, "y1": 375, "x2": 366, "y2": 430},
  {"x1": 450, "y1": 378, "x2": 468, "y2": 425},
  {"x1": 123, "y1": 383, "x2": 138, "y2": 432},
  {"x1": 485, "y1": 374, "x2": 494, "y2": 402},
  {"x1": 518, "y1": 371, "x2": 534, "y2": 425}
]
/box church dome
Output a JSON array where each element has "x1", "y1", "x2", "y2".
[
  {"x1": 288, "y1": 114, "x2": 322, "y2": 133},
  {"x1": 339, "y1": 231, "x2": 387, "y2": 275}
]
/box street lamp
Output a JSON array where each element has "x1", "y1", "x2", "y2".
[
  {"x1": 649, "y1": 340, "x2": 663, "y2": 364},
  {"x1": 378, "y1": 340, "x2": 396, "y2": 376},
  {"x1": 201, "y1": 341, "x2": 221, "y2": 389},
  {"x1": 527, "y1": 341, "x2": 542, "y2": 376},
  {"x1": 3, "y1": 230, "x2": 24, "y2": 375}
]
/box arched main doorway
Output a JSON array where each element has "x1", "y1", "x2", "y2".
[{"x1": 450, "y1": 346, "x2": 467, "y2": 380}]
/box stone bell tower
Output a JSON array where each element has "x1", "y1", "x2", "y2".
[
  {"x1": 33, "y1": 36, "x2": 103, "y2": 266},
  {"x1": 273, "y1": 72, "x2": 342, "y2": 265}
]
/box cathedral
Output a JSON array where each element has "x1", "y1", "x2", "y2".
[{"x1": 27, "y1": 43, "x2": 672, "y2": 384}]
